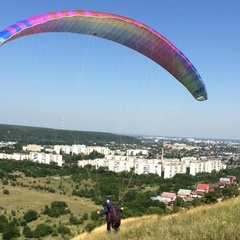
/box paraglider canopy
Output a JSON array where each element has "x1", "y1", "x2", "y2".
[{"x1": 0, "y1": 10, "x2": 207, "y2": 101}]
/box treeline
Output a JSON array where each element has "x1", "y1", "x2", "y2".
[{"x1": 0, "y1": 124, "x2": 140, "y2": 145}]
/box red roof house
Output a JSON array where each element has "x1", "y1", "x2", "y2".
[{"x1": 196, "y1": 183, "x2": 209, "y2": 193}]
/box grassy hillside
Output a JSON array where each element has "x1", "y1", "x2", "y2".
[
  {"x1": 72, "y1": 197, "x2": 240, "y2": 240},
  {"x1": 0, "y1": 176, "x2": 101, "y2": 240},
  {"x1": 0, "y1": 124, "x2": 140, "y2": 145}
]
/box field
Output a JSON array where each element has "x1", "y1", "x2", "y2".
[{"x1": 0, "y1": 175, "x2": 100, "y2": 239}]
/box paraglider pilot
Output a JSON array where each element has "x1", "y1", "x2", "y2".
[{"x1": 97, "y1": 200, "x2": 123, "y2": 232}]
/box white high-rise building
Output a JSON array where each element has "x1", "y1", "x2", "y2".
[
  {"x1": 29, "y1": 152, "x2": 63, "y2": 166},
  {"x1": 163, "y1": 162, "x2": 186, "y2": 179},
  {"x1": 189, "y1": 159, "x2": 226, "y2": 176},
  {"x1": 127, "y1": 149, "x2": 148, "y2": 157}
]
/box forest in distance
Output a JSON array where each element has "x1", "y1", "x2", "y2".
[{"x1": 0, "y1": 124, "x2": 140, "y2": 145}]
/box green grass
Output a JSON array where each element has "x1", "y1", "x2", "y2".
[
  {"x1": 73, "y1": 196, "x2": 240, "y2": 240},
  {"x1": 0, "y1": 177, "x2": 100, "y2": 240}
]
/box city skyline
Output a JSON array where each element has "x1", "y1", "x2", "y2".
[{"x1": 1, "y1": 1, "x2": 240, "y2": 140}]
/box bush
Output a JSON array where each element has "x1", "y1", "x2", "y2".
[
  {"x1": 203, "y1": 191, "x2": 220, "y2": 204},
  {"x1": 11, "y1": 210, "x2": 16, "y2": 216},
  {"x1": 147, "y1": 206, "x2": 165, "y2": 215},
  {"x1": 2, "y1": 225, "x2": 20, "y2": 240},
  {"x1": 20, "y1": 220, "x2": 27, "y2": 226},
  {"x1": 9, "y1": 217, "x2": 19, "y2": 227},
  {"x1": 90, "y1": 211, "x2": 100, "y2": 221},
  {"x1": 190, "y1": 197, "x2": 203, "y2": 207},
  {"x1": 85, "y1": 223, "x2": 95, "y2": 233},
  {"x1": 23, "y1": 210, "x2": 38, "y2": 223},
  {"x1": 3, "y1": 189, "x2": 9, "y2": 195},
  {"x1": 222, "y1": 184, "x2": 239, "y2": 198},
  {"x1": 57, "y1": 225, "x2": 71, "y2": 236},
  {"x1": 69, "y1": 216, "x2": 82, "y2": 225},
  {"x1": 2, "y1": 179, "x2": 8, "y2": 185},
  {"x1": 83, "y1": 213, "x2": 88, "y2": 220},
  {"x1": 51, "y1": 201, "x2": 68, "y2": 209},
  {"x1": 0, "y1": 215, "x2": 8, "y2": 233},
  {"x1": 33, "y1": 224, "x2": 53, "y2": 238},
  {"x1": 44, "y1": 201, "x2": 70, "y2": 218},
  {"x1": 23, "y1": 226, "x2": 33, "y2": 238},
  {"x1": 11, "y1": 182, "x2": 16, "y2": 186}
]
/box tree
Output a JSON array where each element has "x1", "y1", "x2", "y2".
[
  {"x1": 174, "y1": 196, "x2": 185, "y2": 210},
  {"x1": 190, "y1": 197, "x2": 202, "y2": 207},
  {"x1": 33, "y1": 224, "x2": 53, "y2": 238},
  {"x1": 23, "y1": 209, "x2": 38, "y2": 223},
  {"x1": 2, "y1": 225, "x2": 20, "y2": 240},
  {"x1": 203, "y1": 191, "x2": 220, "y2": 204},
  {"x1": 222, "y1": 184, "x2": 239, "y2": 198}
]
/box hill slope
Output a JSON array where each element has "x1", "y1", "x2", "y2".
[
  {"x1": 0, "y1": 124, "x2": 140, "y2": 145},
  {"x1": 72, "y1": 197, "x2": 240, "y2": 240}
]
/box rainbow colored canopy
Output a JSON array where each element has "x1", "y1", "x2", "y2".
[{"x1": 0, "y1": 10, "x2": 207, "y2": 101}]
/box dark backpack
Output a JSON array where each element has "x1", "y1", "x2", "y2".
[{"x1": 107, "y1": 204, "x2": 121, "y2": 228}]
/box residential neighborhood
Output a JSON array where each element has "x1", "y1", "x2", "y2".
[
  {"x1": 0, "y1": 135, "x2": 240, "y2": 239},
  {"x1": 151, "y1": 175, "x2": 238, "y2": 208},
  {"x1": 1, "y1": 136, "x2": 240, "y2": 180}
]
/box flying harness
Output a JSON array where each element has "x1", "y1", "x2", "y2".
[{"x1": 107, "y1": 204, "x2": 121, "y2": 229}]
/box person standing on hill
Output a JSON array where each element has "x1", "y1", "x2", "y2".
[{"x1": 97, "y1": 199, "x2": 123, "y2": 232}]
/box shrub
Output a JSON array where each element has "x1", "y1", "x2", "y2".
[
  {"x1": 33, "y1": 224, "x2": 53, "y2": 238},
  {"x1": 147, "y1": 206, "x2": 165, "y2": 215},
  {"x1": 20, "y1": 220, "x2": 27, "y2": 226},
  {"x1": 23, "y1": 226, "x2": 33, "y2": 238},
  {"x1": 23, "y1": 210, "x2": 38, "y2": 223},
  {"x1": 69, "y1": 216, "x2": 82, "y2": 225},
  {"x1": 57, "y1": 225, "x2": 71, "y2": 236},
  {"x1": 0, "y1": 215, "x2": 8, "y2": 233},
  {"x1": 11, "y1": 182, "x2": 16, "y2": 186},
  {"x1": 3, "y1": 189, "x2": 9, "y2": 195},
  {"x1": 2, "y1": 179, "x2": 8, "y2": 185},
  {"x1": 85, "y1": 223, "x2": 95, "y2": 233},
  {"x1": 44, "y1": 201, "x2": 70, "y2": 218},
  {"x1": 9, "y1": 217, "x2": 19, "y2": 227},
  {"x1": 90, "y1": 211, "x2": 100, "y2": 221},
  {"x1": 2, "y1": 226, "x2": 20, "y2": 240},
  {"x1": 11, "y1": 210, "x2": 16, "y2": 216},
  {"x1": 83, "y1": 213, "x2": 88, "y2": 220}
]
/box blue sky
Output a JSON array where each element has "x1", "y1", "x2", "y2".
[{"x1": 0, "y1": 1, "x2": 240, "y2": 140}]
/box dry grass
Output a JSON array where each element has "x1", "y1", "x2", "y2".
[
  {"x1": 72, "y1": 197, "x2": 240, "y2": 240},
  {"x1": 0, "y1": 184, "x2": 97, "y2": 216},
  {"x1": 0, "y1": 180, "x2": 100, "y2": 239},
  {"x1": 72, "y1": 215, "x2": 159, "y2": 240}
]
